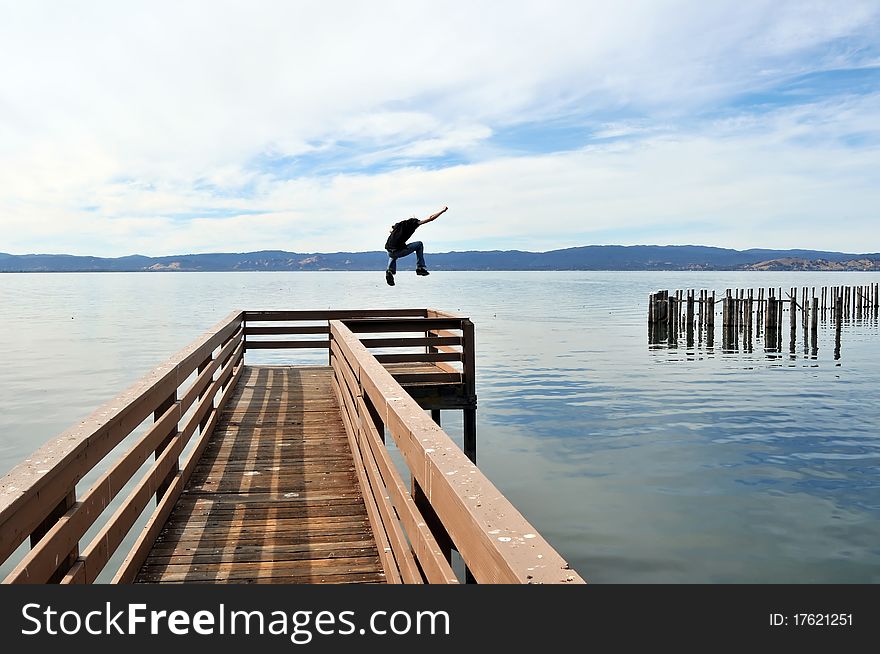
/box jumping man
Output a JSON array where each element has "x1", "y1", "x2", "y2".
[{"x1": 384, "y1": 206, "x2": 448, "y2": 286}]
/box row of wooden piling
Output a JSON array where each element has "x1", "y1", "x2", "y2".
[{"x1": 648, "y1": 282, "x2": 879, "y2": 354}]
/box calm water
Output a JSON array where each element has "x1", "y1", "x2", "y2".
[{"x1": 2, "y1": 271, "x2": 879, "y2": 583}]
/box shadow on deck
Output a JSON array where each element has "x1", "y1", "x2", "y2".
[{"x1": 136, "y1": 367, "x2": 384, "y2": 584}]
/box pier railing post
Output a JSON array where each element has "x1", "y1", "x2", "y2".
[
  {"x1": 197, "y1": 354, "x2": 213, "y2": 432},
  {"x1": 462, "y1": 319, "x2": 477, "y2": 464},
  {"x1": 154, "y1": 391, "x2": 179, "y2": 504},
  {"x1": 29, "y1": 490, "x2": 78, "y2": 583}
]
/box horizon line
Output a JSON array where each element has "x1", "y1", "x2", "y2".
[{"x1": 2, "y1": 244, "x2": 877, "y2": 259}]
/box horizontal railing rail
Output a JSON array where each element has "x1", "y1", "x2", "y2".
[
  {"x1": 242, "y1": 309, "x2": 428, "y2": 351},
  {"x1": 328, "y1": 320, "x2": 583, "y2": 584},
  {"x1": 0, "y1": 311, "x2": 245, "y2": 583}
]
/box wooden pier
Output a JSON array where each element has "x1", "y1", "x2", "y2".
[
  {"x1": 648, "y1": 282, "x2": 879, "y2": 355},
  {"x1": 0, "y1": 309, "x2": 583, "y2": 585}
]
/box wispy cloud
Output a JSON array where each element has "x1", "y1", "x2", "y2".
[{"x1": 1, "y1": 1, "x2": 878, "y2": 255}]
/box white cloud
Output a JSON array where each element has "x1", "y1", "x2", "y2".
[{"x1": 1, "y1": 1, "x2": 878, "y2": 255}]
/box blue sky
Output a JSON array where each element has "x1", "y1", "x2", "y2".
[{"x1": 1, "y1": 1, "x2": 879, "y2": 256}]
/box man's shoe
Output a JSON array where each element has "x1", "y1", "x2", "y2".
[
  {"x1": 416, "y1": 267, "x2": 430, "y2": 276},
  {"x1": 385, "y1": 271, "x2": 395, "y2": 286}
]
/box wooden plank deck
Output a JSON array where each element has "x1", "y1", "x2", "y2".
[{"x1": 135, "y1": 366, "x2": 386, "y2": 584}]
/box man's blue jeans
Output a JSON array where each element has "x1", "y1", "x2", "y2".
[{"x1": 386, "y1": 241, "x2": 425, "y2": 273}]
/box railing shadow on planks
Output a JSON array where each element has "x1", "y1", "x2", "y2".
[{"x1": 0, "y1": 308, "x2": 584, "y2": 585}]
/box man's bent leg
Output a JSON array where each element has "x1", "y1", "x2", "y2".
[
  {"x1": 389, "y1": 244, "x2": 417, "y2": 268},
  {"x1": 411, "y1": 241, "x2": 426, "y2": 269}
]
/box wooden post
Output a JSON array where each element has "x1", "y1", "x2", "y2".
[
  {"x1": 757, "y1": 287, "x2": 763, "y2": 334},
  {"x1": 363, "y1": 395, "x2": 386, "y2": 445},
  {"x1": 29, "y1": 489, "x2": 78, "y2": 582},
  {"x1": 746, "y1": 289, "x2": 755, "y2": 343},
  {"x1": 874, "y1": 283, "x2": 880, "y2": 318},
  {"x1": 722, "y1": 295, "x2": 729, "y2": 331},
  {"x1": 811, "y1": 296, "x2": 819, "y2": 355},
  {"x1": 765, "y1": 296, "x2": 778, "y2": 351},
  {"x1": 686, "y1": 290, "x2": 694, "y2": 347},
  {"x1": 154, "y1": 391, "x2": 179, "y2": 504},
  {"x1": 678, "y1": 290, "x2": 684, "y2": 334},
  {"x1": 736, "y1": 290, "x2": 743, "y2": 334},
  {"x1": 777, "y1": 294, "x2": 783, "y2": 343},
  {"x1": 412, "y1": 481, "x2": 453, "y2": 564},
  {"x1": 463, "y1": 409, "x2": 477, "y2": 464},
  {"x1": 802, "y1": 288, "x2": 809, "y2": 335},
  {"x1": 197, "y1": 354, "x2": 213, "y2": 433},
  {"x1": 697, "y1": 289, "x2": 703, "y2": 329},
  {"x1": 462, "y1": 319, "x2": 477, "y2": 464},
  {"x1": 687, "y1": 290, "x2": 694, "y2": 328},
  {"x1": 727, "y1": 296, "x2": 739, "y2": 350},
  {"x1": 835, "y1": 295, "x2": 843, "y2": 359},
  {"x1": 649, "y1": 292, "x2": 665, "y2": 344},
  {"x1": 707, "y1": 291, "x2": 715, "y2": 347}
]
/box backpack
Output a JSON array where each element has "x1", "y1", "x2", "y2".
[{"x1": 385, "y1": 218, "x2": 418, "y2": 251}]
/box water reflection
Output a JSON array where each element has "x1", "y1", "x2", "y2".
[{"x1": 3, "y1": 271, "x2": 880, "y2": 582}]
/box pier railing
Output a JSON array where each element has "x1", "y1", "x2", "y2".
[
  {"x1": 328, "y1": 320, "x2": 578, "y2": 583},
  {"x1": 0, "y1": 310, "x2": 245, "y2": 583},
  {"x1": 0, "y1": 308, "x2": 581, "y2": 584},
  {"x1": 243, "y1": 309, "x2": 474, "y2": 390}
]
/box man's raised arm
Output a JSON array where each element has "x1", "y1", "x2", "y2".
[{"x1": 419, "y1": 206, "x2": 448, "y2": 225}]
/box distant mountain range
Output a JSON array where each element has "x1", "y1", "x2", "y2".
[{"x1": 2, "y1": 246, "x2": 879, "y2": 272}]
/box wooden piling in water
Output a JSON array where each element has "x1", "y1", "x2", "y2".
[
  {"x1": 648, "y1": 282, "x2": 877, "y2": 353},
  {"x1": 765, "y1": 295, "x2": 777, "y2": 351},
  {"x1": 757, "y1": 287, "x2": 764, "y2": 333},
  {"x1": 697, "y1": 289, "x2": 703, "y2": 328},
  {"x1": 747, "y1": 290, "x2": 753, "y2": 342},
  {"x1": 811, "y1": 296, "x2": 819, "y2": 355},
  {"x1": 835, "y1": 294, "x2": 843, "y2": 359},
  {"x1": 874, "y1": 283, "x2": 880, "y2": 318},
  {"x1": 707, "y1": 291, "x2": 715, "y2": 347},
  {"x1": 687, "y1": 290, "x2": 694, "y2": 326}
]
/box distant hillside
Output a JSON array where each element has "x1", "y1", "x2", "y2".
[
  {"x1": 743, "y1": 257, "x2": 880, "y2": 271},
  {"x1": 1, "y1": 246, "x2": 879, "y2": 272}
]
